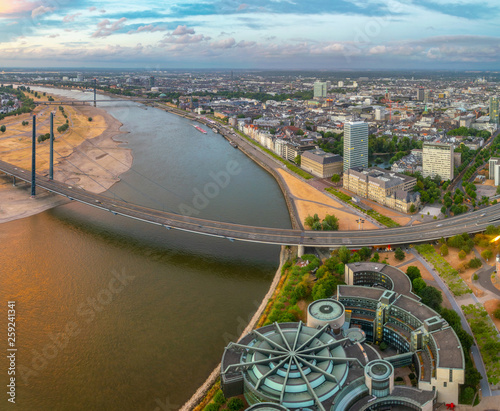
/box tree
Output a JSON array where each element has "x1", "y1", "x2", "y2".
[
  {"x1": 394, "y1": 248, "x2": 405, "y2": 261},
  {"x1": 294, "y1": 155, "x2": 301, "y2": 166},
  {"x1": 322, "y1": 214, "x2": 339, "y2": 231},
  {"x1": 338, "y1": 246, "x2": 351, "y2": 264},
  {"x1": 406, "y1": 266, "x2": 421, "y2": 281},
  {"x1": 312, "y1": 274, "x2": 340, "y2": 300},
  {"x1": 88, "y1": 117, "x2": 93, "y2": 122},
  {"x1": 0, "y1": 125, "x2": 5, "y2": 133},
  {"x1": 468, "y1": 258, "x2": 482, "y2": 268},
  {"x1": 440, "y1": 244, "x2": 448, "y2": 256},
  {"x1": 419, "y1": 286, "x2": 442, "y2": 311},
  {"x1": 304, "y1": 214, "x2": 320, "y2": 229},
  {"x1": 458, "y1": 250, "x2": 467, "y2": 260},
  {"x1": 412, "y1": 278, "x2": 427, "y2": 294},
  {"x1": 359, "y1": 247, "x2": 372, "y2": 260},
  {"x1": 481, "y1": 249, "x2": 493, "y2": 261},
  {"x1": 409, "y1": 204, "x2": 416, "y2": 213},
  {"x1": 331, "y1": 174, "x2": 340, "y2": 183},
  {"x1": 371, "y1": 252, "x2": 380, "y2": 262}
]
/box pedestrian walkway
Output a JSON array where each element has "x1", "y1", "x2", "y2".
[{"x1": 410, "y1": 248, "x2": 493, "y2": 397}]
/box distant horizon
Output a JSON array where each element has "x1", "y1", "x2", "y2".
[
  {"x1": 1, "y1": 67, "x2": 499, "y2": 74},
  {"x1": 0, "y1": 1, "x2": 499, "y2": 69}
]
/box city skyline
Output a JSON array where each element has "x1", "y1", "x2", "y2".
[{"x1": 1, "y1": 0, "x2": 500, "y2": 69}]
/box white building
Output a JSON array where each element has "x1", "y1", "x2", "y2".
[{"x1": 422, "y1": 142, "x2": 454, "y2": 181}]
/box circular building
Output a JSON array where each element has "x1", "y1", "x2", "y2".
[
  {"x1": 364, "y1": 359, "x2": 394, "y2": 398},
  {"x1": 306, "y1": 299, "x2": 345, "y2": 332},
  {"x1": 221, "y1": 322, "x2": 352, "y2": 409}
]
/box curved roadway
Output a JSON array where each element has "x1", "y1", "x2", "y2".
[{"x1": 2, "y1": 160, "x2": 500, "y2": 247}]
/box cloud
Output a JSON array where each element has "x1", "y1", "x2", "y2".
[
  {"x1": 211, "y1": 38, "x2": 236, "y2": 49},
  {"x1": 32, "y1": 6, "x2": 55, "y2": 18},
  {"x1": 237, "y1": 40, "x2": 256, "y2": 48},
  {"x1": 160, "y1": 34, "x2": 206, "y2": 45},
  {"x1": 368, "y1": 45, "x2": 387, "y2": 54},
  {"x1": 7, "y1": 21, "x2": 19, "y2": 26},
  {"x1": 88, "y1": 7, "x2": 97, "y2": 12},
  {"x1": 91, "y1": 18, "x2": 127, "y2": 38},
  {"x1": 63, "y1": 13, "x2": 81, "y2": 23},
  {"x1": 172, "y1": 25, "x2": 195, "y2": 35},
  {"x1": 128, "y1": 24, "x2": 167, "y2": 34}
]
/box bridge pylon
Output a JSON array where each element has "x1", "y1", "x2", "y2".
[
  {"x1": 49, "y1": 112, "x2": 54, "y2": 180},
  {"x1": 31, "y1": 115, "x2": 36, "y2": 197}
]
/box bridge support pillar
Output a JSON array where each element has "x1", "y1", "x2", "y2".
[
  {"x1": 93, "y1": 79, "x2": 97, "y2": 107},
  {"x1": 298, "y1": 245, "x2": 305, "y2": 258},
  {"x1": 12, "y1": 176, "x2": 16, "y2": 186},
  {"x1": 31, "y1": 115, "x2": 36, "y2": 198},
  {"x1": 49, "y1": 113, "x2": 54, "y2": 180}
]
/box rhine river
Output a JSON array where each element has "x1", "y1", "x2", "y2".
[{"x1": 0, "y1": 89, "x2": 291, "y2": 410}]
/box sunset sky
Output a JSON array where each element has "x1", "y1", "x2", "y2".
[{"x1": 1, "y1": 0, "x2": 499, "y2": 69}]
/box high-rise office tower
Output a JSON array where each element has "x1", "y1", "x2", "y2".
[
  {"x1": 343, "y1": 121, "x2": 369, "y2": 172},
  {"x1": 490, "y1": 96, "x2": 499, "y2": 124},
  {"x1": 313, "y1": 81, "x2": 327, "y2": 98},
  {"x1": 417, "y1": 88, "x2": 425, "y2": 101}
]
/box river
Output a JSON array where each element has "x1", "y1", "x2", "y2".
[{"x1": 0, "y1": 88, "x2": 291, "y2": 410}]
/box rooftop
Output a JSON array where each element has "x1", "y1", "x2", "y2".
[
  {"x1": 431, "y1": 327, "x2": 465, "y2": 369},
  {"x1": 346, "y1": 262, "x2": 418, "y2": 299},
  {"x1": 301, "y1": 148, "x2": 342, "y2": 164}
]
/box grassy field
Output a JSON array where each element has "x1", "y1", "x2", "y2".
[
  {"x1": 415, "y1": 244, "x2": 472, "y2": 296},
  {"x1": 462, "y1": 303, "x2": 500, "y2": 385}
]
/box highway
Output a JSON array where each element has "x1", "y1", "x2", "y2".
[{"x1": 2, "y1": 159, "x2": 500, "y2": 247}]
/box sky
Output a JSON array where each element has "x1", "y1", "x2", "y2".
[{"x1": 0, "y1": 0, "x2": 499, "y2": 69}]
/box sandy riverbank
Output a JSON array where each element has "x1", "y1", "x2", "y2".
[
  {"x1": 276, "y1": 168, "x2": 378, "y2": 230},
  {"x1": 0, "y1": 90, "x2": 132, "y2": 223}
]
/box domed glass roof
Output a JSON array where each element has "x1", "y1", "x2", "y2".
[{"x1": 222, "y1": 322, "x2": 362, "y2": 410}]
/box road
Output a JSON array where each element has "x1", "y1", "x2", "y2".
[{"x1": 3, "y1": 159, "x2": 500, "y2": 247}]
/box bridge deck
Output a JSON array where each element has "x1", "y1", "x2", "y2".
[{"x1": 0, "y1": 160, "x2": 497, "y2": 247}]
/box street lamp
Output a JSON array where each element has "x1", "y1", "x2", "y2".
[{"x1": 356, "y1": 218, "x2": 365, "y2": 230}]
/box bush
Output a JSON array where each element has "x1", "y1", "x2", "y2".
[
  {"x1": 0, "y1": 125, "x2": 5, "y2": 133},
  {"x1": 468, "y1": 258, "x2": 482, "y2": 268},
  {"x1": 203, "y1": 404, "x2": 220, "y2": 411},
  {"x1": 394, "y1": 248, "x2": 405, "y2": 261},
  {"x1": 227, "y1": 398, "x2": 245, "y2": 411},
  {"x1": 494, "y1": 308, "x2": 500, "y2": 320},
  {"x1": 458, "y1": 250, "x2": 466, "y2": 260},
  {"x1": 473, "y1": 274, "x2": 478, "y2": 281},
  {"x1": 460, "y1": 386, "x2": 475, "y2": 405},
  {"x1": 440, "y1": 244, "x2": 448, "y2": 256},
  {"x1": 213, "y1": 390, "x2": 226, "y2": 406},
  {"x1": 409, "y1": 373, "x2": 416, "y2": 380},
  {"x1": 481, "y1": 249, "x2": 493, "y2": 260},
  {"x1": 379, "y1": 341, "x2": 388, "y2": 351},
  {"x1": 88, "y1": 117, "x2": 93, "y2": 122}
]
